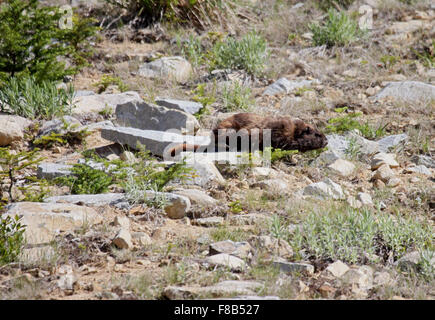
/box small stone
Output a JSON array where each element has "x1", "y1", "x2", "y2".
[
  {"x1": 347, "y1": 196, "x2": 362, "y2": 209},
  {"x1": 303, "y1": 178, "x2": 345, "y2": 200},
  {"x1": 112, "y1": 229, "x2": 133, "y2": 249},
  {"x1": 410, "y1": 155, "x2": 435, "y2": 169},
  {"x1": 273, "y1": 259, "x2": 314, "y2": 275},
  {"x1": 205, "y1": 253, "x2": 247, "y2": 271},
  {"x1": 387, "y1": 177, "x2": 401, "y2": 187},
  {"x1": 373, "y1": 179, "x2": 385, "y2": 189},
  {"x1": 405, "y1": 165, "x2": 431, "y2": 176},
  {"x1": 209, "y1": 240, "x2": 253, "y2": 260},
  {"x1": 342, "y1": 267, "x2": 373, "y2": 289},
  {"x1": 120, "y1": 151, "x2": 136, "y2": 163},
  {"x1": 374, "y1": 271, "x2": 393, "y2": 286},
  {"x1": 192, "y1": 217, "x2": 224, "y2": 227},
  {"x1": 326, "y1": 260, "x2": 350, "y2": 278},
  {"x1": 371, "y1": 153, "x2": 399, "y2": 170},
  {"x1": 327, "y1": 158, "x2": 355, "y2": 177},
  {"x1": 319, "y1": 284, "x2": 336, "y2": 298},
  {"x1": 396, "y1": 251, "x2": 421, "y2": 272},
  {"x1": 372, "y1": 164, "x2": 395, "y2": 183},
  {"x1": 357, "y1": 192, "x2": 373, "y2": 206},
  {"x1": 113, "y1": 216, "x2": 130, "y2": 229}
]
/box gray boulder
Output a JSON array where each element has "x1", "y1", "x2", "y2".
[
  {"x1": 137, "y1": 56, "x2": 192, "y2": 83},
  {"x1": 155, "y1": 98, "x2": 204, "y2": 115},
  {"x1": 373, "y1": 81, "x2": 435, "y2": 103}
]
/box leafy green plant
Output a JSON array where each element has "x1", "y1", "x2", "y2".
[
  {"x1": 310, "y1": 9, "x2": 362, "y2": 48},
  {"x1": 0, "y1": 147, "x2": 43, "y2": 202},
  {"x1": 94, "y1": 75, "x2": 129, "y2": 94},
  {"x1": 412, "y1": 40, "x2": 435, "y2": 68},
  {"x1": 177, "y1": 35, "x2": 204, "y2": 68},
  {"x1": 33, "y1": 121, "x2": 90, "y2": 148},
  {"x1": 290, "y1": 207, "x2": 433, "y2": 264},
  {"x1": 0, "y1": 76, "x2": 74, "y2": 120},
  {"x1": 222, "y1": 81, "x2": 254, "y2": 112},
  {"x1": 19, "y1": 177, "x2": 51, "y2": 202},
  {"x1": 326, "y1": 107, "x2": 387, "y2": 139},
  {"x1": 55, "y1": 163, "x2": 113, "y2": 194},
  {"x1": 380, "y1": 55, "x2": 400, "y2": 69},
  {"x1": 0, "y1": 0, "x2": 97, "y2": 82},
  {"x1": 208, "y1": 32, "x2": 270, "y2": 77},
  {"x1": 0, "y1": 215, "x2": 26, "y2": 265},
  {"x1": 269, "y1": 215, "x2": 288, "y2": 240},
  {"x1": 228, "y1": 200, "x2": 243, "y2": 214},
  {"x1": 264, "y1": 147, "x2": 299, "y2": 164}
]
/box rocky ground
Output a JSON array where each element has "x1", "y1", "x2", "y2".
[{"x1": 0, "y1": 0, "x2": 434, "y2": 300}]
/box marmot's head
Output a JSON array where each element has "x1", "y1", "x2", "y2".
[{"x1": 291, "y1": 120, "x2": 328, "y2": 152}]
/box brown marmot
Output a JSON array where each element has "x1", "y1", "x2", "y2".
[{"x1": 169, "y1": 113, "x2": 328, "y2": 156}]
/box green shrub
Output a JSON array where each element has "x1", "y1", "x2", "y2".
[
  {"x1": 33, "y1": 121, "x2": 90, "y2": 149},
  {"x1": 0, "y1": 147, "x2": 43, "y2": 202},
  {"x1": 310, "y1": 9, "x2": 361, "y2": 48},
  {"x1": 55, "y1": 164, "x2": 113, "y2": 194},
  {"x1": 0, "y1": 215, "x2": 26, "y2": 265},
  {"x1": 0, "y1": 0, "x2": 97, "y2": 82},
  {"x1": 326, "y1": 107, "x2": 387, "y2": 140},
  {"x1": 177, "y1": 35, "x2": 204, "y2": 68},
  {"x1": 94, "y1": 75, "x2": 129, "y2": 94},
  {"x1": 0, "y1": 76, "x2": 74, "y2": 120},
  {"x1": 209, "y1": 32, "x2": 269, "y2": 77},
  {"x1": 290, "y1": 207, "x2": 433, "y2": 264},
  {"x1": 222, "y1": 81, "x2": 254, "y2": 112}
]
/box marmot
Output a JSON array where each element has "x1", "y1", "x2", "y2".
[{"x1": 169, "y1": 113, "x2": 328, "y2": 156}]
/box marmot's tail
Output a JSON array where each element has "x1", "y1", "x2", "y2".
[{"x1": 169, "y1": 143, "x2": 202, "y2": 157}]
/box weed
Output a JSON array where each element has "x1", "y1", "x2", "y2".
[
  {"x1": 0, "y1": 147, "x2": 44, "y2": 202},
  {"x1": 210, "y1": 225, "x2": 249, "y2": 242},
  {"x1": 269, "y1": 215, "x2": 288, "y2": 240},
  {"x1": 208, "y1": 32, "x2": 269, "y2": 77},
  {"x1": 222, "y1": 81, "x2": 254, "y2": 112},
  {"x1": 412, "y1": 40, "x2": 435, "y2": 68},
  {"x1": 228, "y1": 200, "x2": 243, "y2": 214},
  {"x1": 55, "y1": 163, "x2": 113, "y2": 195},
  {"x1": 310, "y1": 9, "x2": 362, "y2": 48},
  {"x1": 177, "y1": 35, "x2": 204, "y2": 68},
  {"x1": 94, "y1": 75, "x2": 129, "y2": 94},
  {"x1": 0, "y1": 76, "x2": 74, "y2": 120},
  {"x1": 316, "y1": 0, "x2": 356, "y2": 11},
  {"x1": 33, "y1": 121, "x2": 90, "y2": 149},
  {"x1": 0, "y1": 215, "x2": 26, "y2": 265}
]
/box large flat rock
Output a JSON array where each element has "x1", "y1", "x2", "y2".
[
  {"x1": 44, "y1": 193, "x2": 126, "y2": 207},
  {"x1": 115, "y1": 99, "x2": 199, "y2": 134},
  {"x1": 373, "y1": 81, "x2": 435, "y2": 103},
  {"x1": 3, "y1": 202, "x2": 103, "y2": 244},
  {"x1": 101, "y1": 126, "x2": 210, "y2": 157},
  {"x1": 72, "y1": 91, "x2": 142, "y2": 114}
]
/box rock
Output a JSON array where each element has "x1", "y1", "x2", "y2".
[
  {"x1": 327, "y1": 158, "x2": 355, "y2": 177},
  {"x1": 172, "y1": 188, "x2": 217, "y2": 208},
  {"x1": 155, "y1": 98, "x2": 204, "y2": 115},
  {"x1": 38, "y1": 116, "x2": 81, "y2": 137},
  {"x1": 44, "y1": 193, "x2": 125, "y2": 207},
  {"x1": 326, "y1": 260, "x2": 350, "y2": 278},
  {"x1": 251, "y1": 179, "x2": 290, "y2": 192},
  {"x1": 347, "y1": 196, "x2": 362, "y2": 209},
  {"x1": 273, "y1": 259, "x2": 314, "y2": 275},
  {"x1": 303, "y1": 178, "x2": 345, "y2": 200},
  {"x1": 163, "y1": 280, "x2": 262, "y2": 299},
  {"x1": 411, "y1": 155, "x2": 435, "y2": 169},
  {"x1": 112, "y1": 229, "x2": 133, "y2": 249},
  {"x1": 119, "y1": 151, "x2": 136, "y2": 163},
  {"x1": 249, "y1": 235, "x2": 293, "y2": 259},
  {"x1": 319, "y1": 284, "x2": 336, "y2": 298},
  {"x1": 113, "y1": 216, "x2": 130, "y2": 229},
  {"x1": 57, "y1": 265, "x2": 76, "y2": 291},
  {"x1": 386, "y1": 177, "x2": 401, "y2": 187},
  {"x1": 377, "y1": 134, "x2": 408, "y2": 153},
  {"x1": 37, "y1": 163, "x2": 73, "y2": 179},
  {"x1": 133, "y1": 232, "x2": 152, "y2": 246},
  {"x1": 115, "y1": 99, "x2": 199, "y2": 134},
  {"x1": 373, "y1": 81, "x2": 435, "y2": 103},
  {"x1": 82, "y1": 121, "x2": 115, "y2": 132},
  {"x1": 101, "y1": 127, "x2": 209, "y2": 157},
  {"x1": 371, "y1": 153, "x2": 399, "y2": 170},
  {"x1": 357, "y1": 192, "x2": 373, "y2": 206},
  {"x1": 342, "y1": 267, "x2": 373, "y2": 289},
  {"x1": 72, "y1": 91, "x2": 142, "y2": 115},
  {"x1": 263, "y1": 78, "x2": 317, "y2": 96},
  {"x1": 73, "y1": 90, "x2": 95, "y2": 98},
  {"x1": 251, "y1": 167, "x2": 278, "y2": 178},
  {"x1": 396, "y1": 251, "x2": 421, "y2": 272},
  {"x1": 228, "y1": 213, "x2": 270, "y2": 226},
  {"x1": 180, "y1": 153, "x2": 226, "y2": 187},
  {"x1": 0, "y1": 115, "x2": 32, "y2": 146},
  {"x1": 325, "y1": 132, "x2": 379, "y2": 162},
  {"x1": 3, "y1": 202, "x2": 102, "y2": 244},
  {"x1": 205, "y1": 253, "x2": 247, "y2": 271},
  {"x1": 405, "y1": 165, "x2": 432, "y2": 176},
  {"x1": 209, "y1": 240, "x2": 253, "y2": 260},
  {"x1": 193, "y1": 217, "x2": 224, "y2": 227},
  {"x1": 387, "y1": 20, "x2": 429, "y2": 34},
  {"x1": 137, "y1": 56, "x2": 192, "y2": 83},
  {"x1": 372, "y1": 164, "x2": 395, "y2": 183},
  {"x1": 373, "y1": 271, "x2": 393, "y2": 286},
  {"x1": 143, "y1": 191, "x2": 190, "y2": 219}
]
